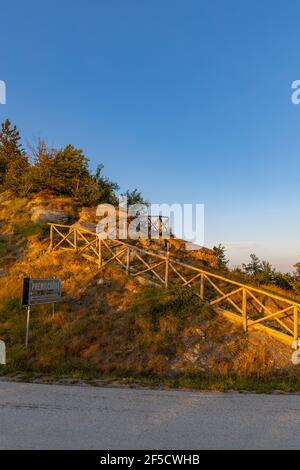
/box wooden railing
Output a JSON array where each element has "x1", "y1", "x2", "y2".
[
  {"x1": 145, "y1": 215, "x2": 170, "y2": 238},
  {"x1": 49, "y1": 223, "x2": 300, "y2": 347}
]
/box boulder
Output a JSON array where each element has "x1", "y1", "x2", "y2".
[
  {"x1": 79, "y1": 207, "x2": 97, "y2": 223},
  {"x1": 31, "y1": 206, "x2": 69, "y2": 224}
]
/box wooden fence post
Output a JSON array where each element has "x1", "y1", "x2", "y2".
[
  {"x1": 166, "y1": 217, "x2": 170, "y2": 237},
  {"x1": 242, "y1": 287, "x2": 247, "y2": 332},
  {"x1": 74, "y1": 228, "x2": 77, "y2": 252},
  {"x1": 294, "y1": 306, "x2": 298, "y2": 341},
  {"x1": 49, "y1": 224, "x2": 53, "y2": 250},
  {"x1": 126, "y1": 246, "x2": 130, "y2": 274},
  {"x1": 98, "y1": 238, "x2": 102, "y2": 268},
  {"x1": 158, "y1": 216, "x2": 162, "y2": 239},
  {"x1": 200, "y1": 273, "x2": 204, "y2": 300},
  {"x1": 165, "y1": 242, "x2": 170, "y2": 287}
]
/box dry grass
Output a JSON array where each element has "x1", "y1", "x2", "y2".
[{"x1": 0, "y1": 196, "x2": 300, "y2": 392}]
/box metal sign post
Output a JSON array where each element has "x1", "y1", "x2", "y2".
[
  {"x1": 0, "y1": 340, "x2": 5, "y2": 364},
  {"x1": 25, "y1": 305, "x2": 31, "y2": 348},
  {"x1": 22, "y1": 278, "x2": 61, "y2": 348}
]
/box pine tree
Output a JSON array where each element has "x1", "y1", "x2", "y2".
[
  {"x1": 51, "y1": 144, "x2": 90, "y2": 197},
  {"x1": 213, "y1": 243, "x2": 229, "y2": 270},
  {"x1": 0, "y1": 119, "x2": 30, "y2": 193},
  {"x1": 31, "y1": 139, "x2": 56, "y2": 192},
  {"x1": 242, "y1": 253, "x2": 262, "y2": 275}
]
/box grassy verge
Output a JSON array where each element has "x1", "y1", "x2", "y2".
[
  {"x1": 1, "y1": 368, "x2": 300, "y2": 393},
  {"x1": 1, "y1": 268, "x2": 299, "y2": 393}
]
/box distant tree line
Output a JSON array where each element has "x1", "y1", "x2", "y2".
[
  {"x1": 213, "y1": 244, "x2": 300, "y2": 298},
  {"x1": 0, "y1": 119, "x2": 147, "y2": 207},
  {"x1": 239, "y1": 253, "x2": 300, "y2": 296}
]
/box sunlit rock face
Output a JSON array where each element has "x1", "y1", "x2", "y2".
[{"x1": 30, "y1": 206, "x2": 69, "y2": 224}]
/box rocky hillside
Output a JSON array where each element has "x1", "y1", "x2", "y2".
[{"x1": 0, "y1": 193, "x2": 299, "y2": 391}]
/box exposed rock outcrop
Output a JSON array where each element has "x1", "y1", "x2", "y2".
[{"x1": 31, "y1": 206, "x2": 69, "y2": 224}]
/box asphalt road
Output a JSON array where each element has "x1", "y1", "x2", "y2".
[{"x1": 0, "y1": 380, "x2": 300, "y2": 449}]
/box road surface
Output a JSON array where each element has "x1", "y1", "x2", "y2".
[{"x1": 0, "y1": 380, "x2": 300, "y2": 449}]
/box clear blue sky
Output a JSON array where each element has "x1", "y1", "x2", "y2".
[{"x1": 1, "y1": 0, "x2": 299, "y2": 271}]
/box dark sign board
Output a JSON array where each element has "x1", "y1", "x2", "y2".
[{"x1": 22, "y1": 278, "x2": 61, "y2": 306}]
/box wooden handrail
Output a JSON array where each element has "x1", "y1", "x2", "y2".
[{"x1": 48, "y1": 223, "x2": 300, "y2": 345}]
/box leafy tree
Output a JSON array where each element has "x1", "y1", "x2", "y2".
[
  {"x1": 255, "y1": 260, "x2": 276, "y2": 284},
  {"x1": 272, "y1": 271, "x2": 293, "y2": 290},
  {"x1": 94, "y1": 164, "x2": 119, "y2": 205},
  {"x1": 289, "y1": 263, "x2": 300, "y2": 295},
  {"x1": 212, "y1": 243, "x2": 229, "y2": 270},
  {"x1": 241, "y1": 254, "x2": 292, "y2": 288},
  {"x1": 294, "y1": 263, "x2": 300, "y2": 276},
  {"x1": 0, "y1": 119, "x2": 135, "y2": 207},
  {"x1": 28, "y1": 141, "x2": 119, "y2": 206},
  {"x1": 121, "y1": 188, "x2": 149, "y2": 206},
  {"x1": 52, "y1": 148, "x2": 120, "y2": 205}
]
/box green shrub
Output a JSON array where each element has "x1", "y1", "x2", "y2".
[
  {"x1": 128, "y1": 285, "x2": 215, "y2": 325},
  {"x1": 11, "y1": 220, "x2": 49, "y2": 238}
]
